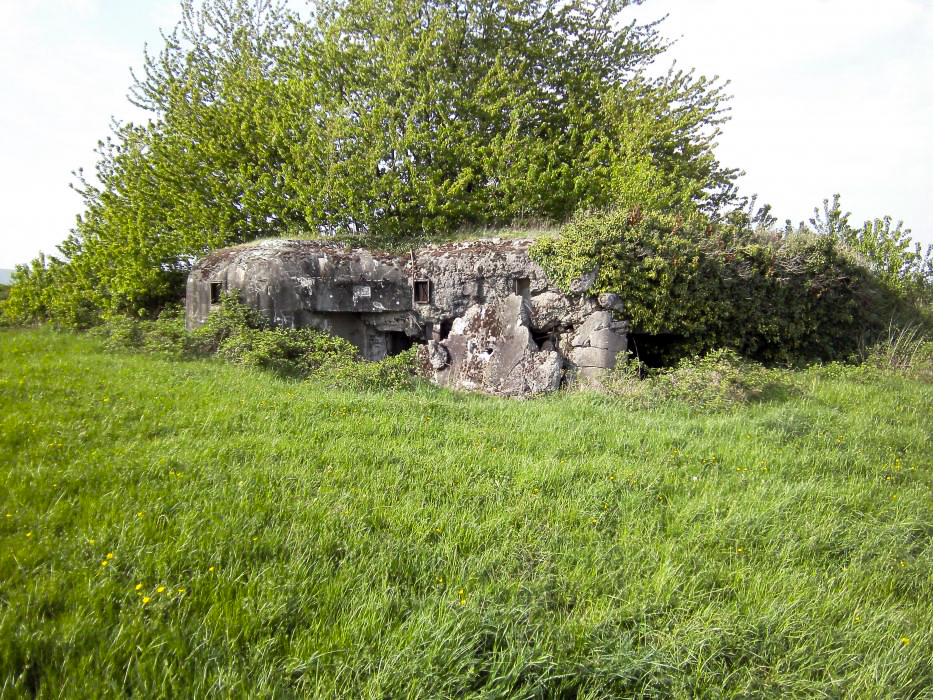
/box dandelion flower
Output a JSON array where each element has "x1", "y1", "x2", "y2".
[
  {"x1": 106, "y1": 552, "x2": 114, "y2": 560},
  {"x1": 156, "y1": 586, "x2": 166, "y2": 593},
  {"x1": 142, "y1": 596, "x2": 151, "y2": 604},
  {"x1": 901, "y1": 637, "x2": 910, "y2": 645},
  {"x1": 208, "y1": 566, "x2": 215, "y2": 572},
  {"x1": 101, "y1": 561, "x2": 109, "y2": 567},
  {"x1": 26, "y1": 531, "x2": 32, "y2": 538},
  {"x1": 177, "y1": 588, "x2": 186, "y2": 593},
  {"x1": 135, "y1": 583, "x2": 143, "y2": 591}
]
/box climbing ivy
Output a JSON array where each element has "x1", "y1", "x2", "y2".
[{"x1": 532, "y1": 208, "x2": 932, "y2": 365}]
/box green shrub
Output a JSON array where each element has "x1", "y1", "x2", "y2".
[
  {"x1": 89, "y1": 315, "x2": 146, "y2": 351},
  {"x1": 81, "y1": 292, "x2": 418, "y2": 389},
  {"x1": 217, "y1": 327, "x2": 359, "y2": 377},
  {"x1": 604, "y1": 348, "x2": 791, "y2": 410},
  {"x1": 314, "y1": 347, "x2": 419, "y2": 391},
  {"x1": 139, "y1": 306, "x2": 189, "y2": 358},
  {"x1": 532, "y1": 208, "x2": 930, "y2": 366},
  {"x1": 186, "y1": 292, "x2": 268, "y2": 355}
]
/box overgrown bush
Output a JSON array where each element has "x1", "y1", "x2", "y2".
[
  {"x1": 532, "y1": 208, "x2": 932, "y2": 366},
  {"x1": 90, "y1": 292, "x2": 418, "y2": 390},
  {"x1": 139, "y1": 305, "x2": 189, "y2": 357},
  {"x1": 316, "y1": 347, "x2": 420, "y2": 391},
  {"x1": 217, "y1": 327, "x2": 360, "y2": 377},
  {"x1": 603, "y1": 348, "x2": 790, "y2": 410}
]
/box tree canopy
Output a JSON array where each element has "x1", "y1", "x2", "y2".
[{"x1": 3, "y1": 0, "x2": 740, "y2": 324}]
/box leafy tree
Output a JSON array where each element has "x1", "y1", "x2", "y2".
[
  {"x1": 808, "y1": 194, "x2": 932, "y2": 299},
  {"x1": 4, "y1": 0, "x2": 742, "y2": 325},
  {"x1": 279, "y1": 0, "x2": 740, "y2": 244},
  {"x1": 49, "y1": 0, "x2": 297, "y2": 321}
]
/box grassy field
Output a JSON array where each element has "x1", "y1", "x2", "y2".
[{"x1": 2, "y1": 328, "x2": 932, "y2": 698}]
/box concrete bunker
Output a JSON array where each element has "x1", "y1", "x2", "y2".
[{"x1": 185, "y1": 238, "x2": 630, "y2": 396}]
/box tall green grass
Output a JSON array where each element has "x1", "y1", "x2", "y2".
[{"x1": 2, "y1": 329, "x2": 931, "y2": 698}]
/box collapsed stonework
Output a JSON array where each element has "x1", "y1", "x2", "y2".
[{"x1": 185, "y1": 238, "x2": 628, "y2": 396}]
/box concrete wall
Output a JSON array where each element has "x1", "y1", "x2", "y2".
[{"x1": 186, "y1": 238, "x2": 629, "y2": 393}]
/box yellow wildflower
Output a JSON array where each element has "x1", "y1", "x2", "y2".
[
  {"x1": 142, "y1": 596, "x2": 151, "y2": 604},
  {"x1": 135, "y1": 583, "x2": 143, "y2": 591},
  {"x1": 156, "y1": 586, "x2": 165, "y2": 593}
]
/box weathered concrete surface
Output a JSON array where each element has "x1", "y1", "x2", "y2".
[
  {"x1": 565, "y1": 310, "x2": 628, "y2": 381},
  {"x1": 185, "y1": 240, "x2": 414, "y2": 360},
  {"x1": 422, "y1": 295, "x2": 562, "y2": 396},
  {"x1": 186, "y1": 237, "x2": 630, "y2": 395}
]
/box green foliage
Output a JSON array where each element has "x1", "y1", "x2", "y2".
[
  {"x1": 808, "y1": 194, "x2": 933, "y2": 299},
  {"x1": 1, "y1": 253, "x2": 102, "y2": 329},
  {"x1": 186, "y1": 291, "x2": 270, "y2": 355},
  {"x1": 604, "y1": 348, "x2": 791, "y2": 410},
  {"x1": 317, "y1": 346, "x2": 419, "y2": 391},
  {"x1": 4, "y1": 328, "x2": 932, "y2": 696},
  {"x1": 217, "y1": 327, "x2": 358, "y2": 377},
  {"x1": 533, "y1": 207, "x2": 931, "y2": 365},
  {"x1": 91, "y1": 292, "x2": 418, "y2": 389},
  {"x1": 4, "y1": 0, "x2": 740, "y2": 325},
  {"x1": 283, "y1": 0, "x2": 737, "y2": 245}
]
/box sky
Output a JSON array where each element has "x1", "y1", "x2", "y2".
[{"x1": 1, "y1": 0, "x2": 931, "y2": 270}]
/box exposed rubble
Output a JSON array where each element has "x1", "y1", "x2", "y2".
[{"x1": 185, "y1": 238, "x2": 629, "y2": 396}]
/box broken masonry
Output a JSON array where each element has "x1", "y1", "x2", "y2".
[{"x1": 185, "y1": 238, "x2": 628, "y2": 396}]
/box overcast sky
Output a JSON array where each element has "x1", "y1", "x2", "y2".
[{"x1": 1, "y1": 0, "x2": 931, "y2": 269}]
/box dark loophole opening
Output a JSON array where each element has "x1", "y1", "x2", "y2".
[
  {"x1": 628, "y1": 333, "x2": 689, "y2": 367},
  {"x1": 439, "y1": 318, "x2": 454, "y2": 340},
  {"x1": 386, "y1": 331, "x2": 415, "y2": 356},
  {"x1": 514, "y1": 277, "x2": 531, "y2": 298},
  {"x1": 531, "y1": 329, "x2": 552, "y2": 350},
  {"x1": 210, "y1": 282, "x2": 223, "y2": 305},
  {"x1": 413, "y1": 279, "x2": 430, "y2": 304}
]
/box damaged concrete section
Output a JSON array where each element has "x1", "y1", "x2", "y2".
[
  {"x1": 566, "y1": 311, "x2": 629, "y2": 380},
  {"x1": 185, "y1": 238, "x2": 629, "y2": 396},
  {"x1": 423, "y1": 295, "x2": 562, "y2": 396}
]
